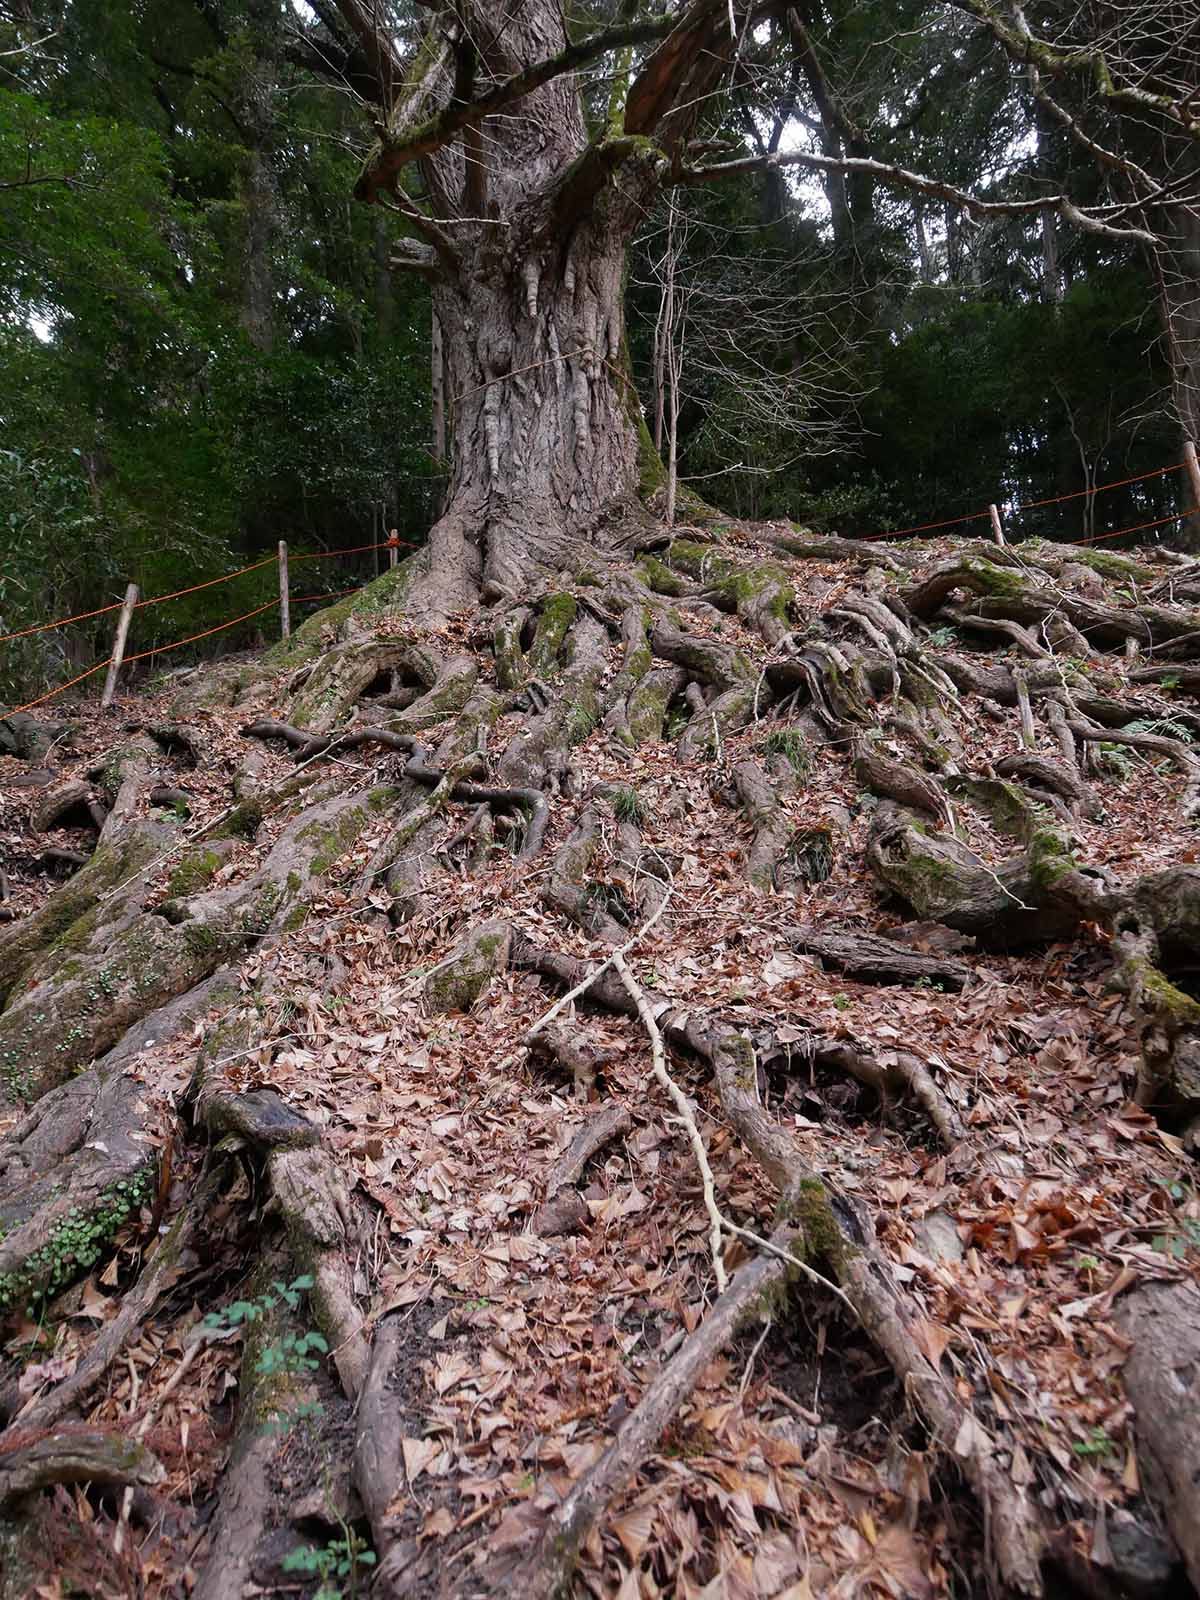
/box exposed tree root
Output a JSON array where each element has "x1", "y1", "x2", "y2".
[{"x1": 3, "y1": 520, "x2": 1200, "y2": 1598}]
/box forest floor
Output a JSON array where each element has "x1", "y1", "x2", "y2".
[{"x1": 1, "y1": 521, "x2": 1199, "y2": 1600}]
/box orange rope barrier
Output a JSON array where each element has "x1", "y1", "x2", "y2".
[
  {"x1": 861, "y1": 458, "x2": 1188, "y2": 543},
  {"x1": 292, "y1": 587, "x2": 360, "y2": 603},
  {"x1": 1075, "y1": 506, "x2": 1198, "y2": 545},
  {"x1": 288, "y1": 542, "x2": 392, "y2": 563},
  {"x1": 122, "y1": 601, "x2": 279, "y2": 666},
  {"x1": 1, "y1": 656, "x2": 114, "y2": 719},
  {"x1": 1, "y1": 537, "x2": 405, "y2": 644},
  {"x1": 132, "y1": 554, "x2": 278, "y2": 610},
  {"x1": 0, "y1": 598, "x2": 124, "y2": 646},
  {"x1": 864, "y1": 508, "x2": 990, "y2": 541},
  {"x1": 1017, "y1": 460, "x2": 1183, "y2": 512}
]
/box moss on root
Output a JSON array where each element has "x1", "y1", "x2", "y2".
[
  {"x1": 166, "y1": 848, "x2": 224, "y2": 898},
  {"x1": 263, "y1": 559, "x2": 417, "y2": 671},
  {"x1": 527, "y1": 595, "x2": 578, "y2": 676},
  {"x1": 0, "y1": 1166, "x2": 155, "y2": 1318}
]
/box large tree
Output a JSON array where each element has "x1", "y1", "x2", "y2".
[
  {"x1": 7, "y1": 10, "x2": 1200, "y2": 1600},
  {"x1": 314, "y1": 0, "x2": 1193, "y2": 603}
]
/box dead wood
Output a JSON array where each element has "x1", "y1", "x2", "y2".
[
  {"x1": 1117, "y1": 1280, "x2": 1200, "y2": 1589},
  {"x1": 0, "y1": 1427, "x2": 164, "y2": 1503},
  {"x1": 784, "y1": 924, "x2": 973, "y2": 988}
]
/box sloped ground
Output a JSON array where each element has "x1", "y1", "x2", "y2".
[{"x1": 1, "y1": 523, "x2": 1199, "y2": 1600}]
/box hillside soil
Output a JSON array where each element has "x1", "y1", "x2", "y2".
[{"x1": 2, "y1": 519, "x2": 1200, "y2": 1600}]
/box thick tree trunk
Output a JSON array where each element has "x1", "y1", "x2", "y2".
[
  {"x1": 377, "y1": 0, "x2": 662, "y2": 619},
  {"x1": 431, "y1": 206, "x2": 643, "y2": 604},
  {"x1": 1156, "y1": 198, "x2": 1200, "y2": 548}
]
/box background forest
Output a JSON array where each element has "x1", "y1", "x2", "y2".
[{"x1": 0, "y1": 0, "x2": 1188, "y2": 701}]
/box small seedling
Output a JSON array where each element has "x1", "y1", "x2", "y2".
[
  {"x1": 611, "y1": 786, "x2": 646, "y2": 825},
  {"x1": 282, "y1": 1531, "x2": 376, "y2": 1600},
  {"x1": 1072, "y1": 1427, "x2": 1115, "y2": 1458},
  {"x1": 761, "y1": 727, "x2": 812, "y2": 775}
]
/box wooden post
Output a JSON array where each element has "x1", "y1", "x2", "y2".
[
  {"x1": 100, "y1": 583, "x2": 138, "y2": 708},
  {"x1": 989, "y1": 503, "x2": 1006, "y2": 546},
  {"x1": 1185, "y1": 440, "x2": 1200, "y2": 509},
  {"x1": 278, "y1": 540, "x2": 290, "y2": 639},
  {"x1": 388, "y1": 528, "x2": 399, "y2": 570}
]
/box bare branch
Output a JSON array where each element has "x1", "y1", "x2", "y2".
[{"x1": 677, "y1": 148, "x2": 1160, "y2": 245}]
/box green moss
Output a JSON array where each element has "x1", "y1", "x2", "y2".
[
  {"x1": 528, "y1": 594, "x2": 577, "y2": 675},
  {"x1": 493, "y1": 609, "x2": 529, "y2": 691},
  {"x1": 1028, "y1": 826, "x2": 1078, "y2": 892},
  {"x1": 263, "y1": 559, "x2": 417, "y2": 670},
  {"x1": 946, "y1": 777, "x2": 1036, "y2": 842},
  {"x1": 214, "y1": 798, "x2": 264, "y2": 841},
  {"x1": 1120, "y1": 956, "x2": 1200, "y2": 1027},
  {"x1": 636, "y1": 409, "x2": 666, "y2": 498},
  {"x1": 297, "y1": 804, "x2": 369, "y2": 878},
  {"x1": 167, "y1": 848, "x2": 223, "y2": 898},
  {"x1": 627, "y1": 678, "x2": 671, "y2": 745},
  {"x1": 0, "y1": 1166, "x2": 154, "y2": 1317},
  {"x1": 775, "y1": 1177, "x2": 854, "y2": 1273},
  {"x1": 636, "y1": 555, "x2": 688, "y2": 596},
  {"x1": 425, "y1": 926, "x2": 509, "y2": 1013}
]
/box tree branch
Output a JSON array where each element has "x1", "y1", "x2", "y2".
[
  {"x1": 350, "y1": 12, "x2": 680, "y2": 202},
  {"x1": 677, "y1": 148, "x2": 1160, "y2": 245},
  {"x1": 950, "y1": 0, "x2": 1200, "y2": 142}
]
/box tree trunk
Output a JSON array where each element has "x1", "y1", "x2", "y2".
[
  {"x1": 427, "y1": 206, "x2": 647, "y2": 606},
  {"x1": 234, "y1": 0, "x2": 283, "y2": 354},
  {"x1": 382, "y1": 0, "x2": 664, "y2": 619},
  {"x1": 1156, "y1": 198, "x2": 1200, "y2": 548}
]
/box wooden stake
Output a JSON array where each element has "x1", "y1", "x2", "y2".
[
  {"x1": 989, "y1": 503, "x2": 1006, "y2": 546},
  {"x1": 388, "y1": 528, "x2": 399, "y2": 570},
  {"x1": 278, "y1": 541, "x2": 290, "y2": 639},
  {"x1": 101, "y1": 583, "x2": 139, "y2": 708},
  {"x1": 1185, "y1": 440, "x2": 1200, "y2": 510},
  {"x1": 1014, "y1": 669, "x2": 1036, "y2": 749}
]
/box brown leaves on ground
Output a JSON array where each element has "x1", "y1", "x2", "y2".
[{"x1": 3, "y1": 530, "x2": 1200, "y2": 1598}]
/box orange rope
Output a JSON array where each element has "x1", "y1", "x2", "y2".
[
  {"x1": 1018, "y1": 460, "x2": 1183, "y2": 512},
  {"x1": 0, "y1": 598, "x2": 124, "y2": 646},
  {"x1": 0, "y1": 541, "x2": 394, "y2": 642},
  {"x1": 292, "y1": 587, "x2": 360, "y2": 603},
  {"x1": 288, "y1": 542, "x2": 392, "y2": 563},
  {"x1": 122, "y1": 601, "x2": 279, "y2": 666},
  {"x1": 862, "y1": 458, "x2": 1188, "y2": 543},
  {"x1": 1075, "y1": 506, "x2": 1198, "y2": 545},
  {"x1": 133, "y1": 554, "x2": 278, "y2": 610},
  {"x1": 864, "y1": 508, "x2": 990, "y2": 541},
  {"x1": 1, "y1": 656, "x2": 114, "y2": 719}
]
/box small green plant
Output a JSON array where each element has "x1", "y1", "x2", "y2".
[
  {"x1": 204, "y1": 1275, "x2": 329, "y2": 1428},
  {"x1": 924, "y1": 624, "x2": 957, "y2": 647},
  {"x1": 1125, "y1": 716, "x2": 1194, "y2": 742},
  {"x1": 1076, "y1": 1253, "x2": 1101, "y2": 1289},
  {"x1": 1096, "y1": 743, "x2": 1133, "y2": 779},
  {"x1": 1151, "y1": 1179, "x2": 1200, "y2": 1258},
  {"x1": 203, "y1": 1272, "x2": 314, "y2": 1332},
  {"x1": 611, "y1": 786, "x2": 646, "y2": 825},
  {"x1": 789, "y1": 825, "x2": 835, "y2": 883},
  {"x1": 832, "y1": 993, "x2": 852, "y2": 1012},
  {"x1": 281, "y1": 1531, "x2": 376, "y2": 1600},
  {"x1": 761, "y1": 727, "x2": 812, "y2": 775},
  {"x1": 1072, "y1": 1427, "x2": 1115, "y2": 1458}
]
